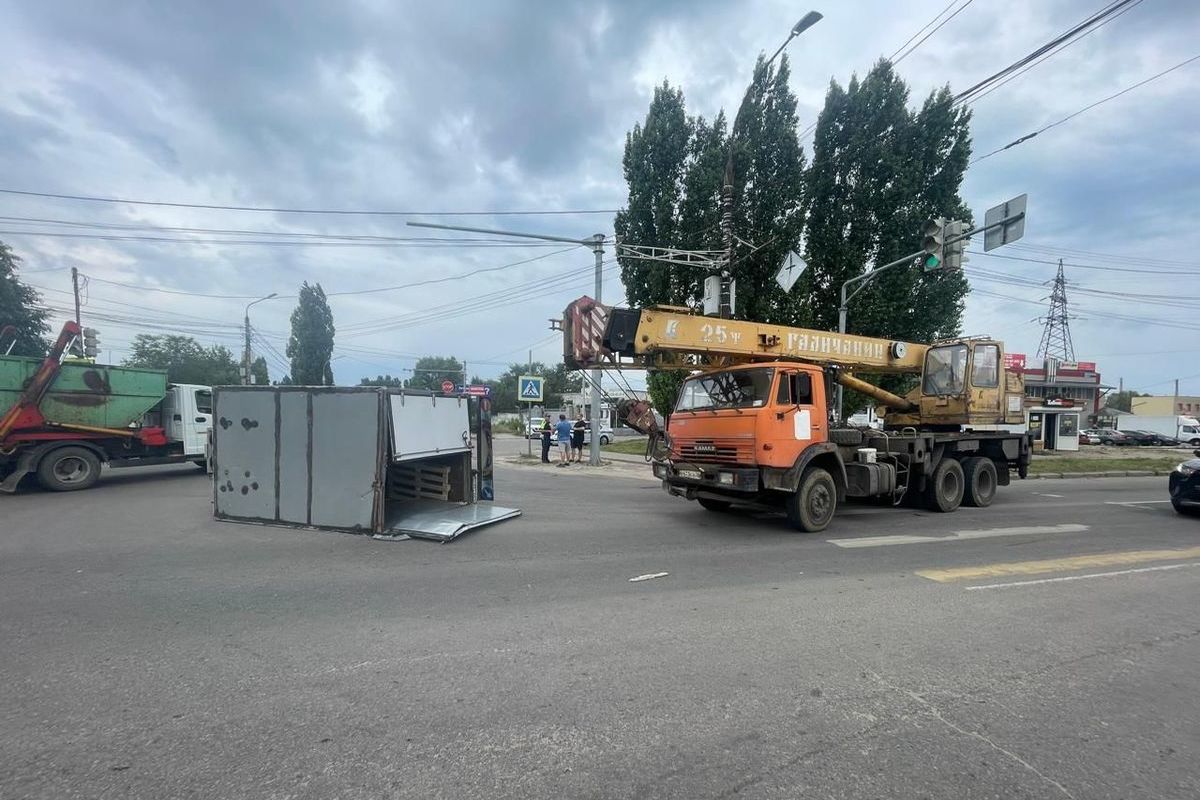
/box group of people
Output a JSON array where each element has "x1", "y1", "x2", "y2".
[{"x1": 540, "y1": 413, "x2": 587, "y2": 467}]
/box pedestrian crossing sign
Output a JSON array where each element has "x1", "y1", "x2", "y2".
[{"x1": 519, "y1": 375, "x2": 544, "y2": 403}]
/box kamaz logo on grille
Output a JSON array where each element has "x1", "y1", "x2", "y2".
[{"x1": 692, "y1": 443, "x2": 717, "y2": 453}]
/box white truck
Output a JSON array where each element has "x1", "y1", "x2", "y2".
[{"x1": 1117, "y1": 415, "x2": 1200, "y2": 446}]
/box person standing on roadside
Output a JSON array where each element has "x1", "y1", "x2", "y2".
[
  {"x1": 555, "y1": 413, "x2": 573, "y2": 467},
  {"x1": 571, "y1": 414, "x2": 586, "y2": 463},
  {"x1": 540, "y1": 417, "x2": 553, "y2": 463}
]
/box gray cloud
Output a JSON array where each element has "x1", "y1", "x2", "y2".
[{"x1": 1, "y1": 0, "x2": 1197, "y2": 393}]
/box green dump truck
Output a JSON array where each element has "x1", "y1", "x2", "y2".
[{"x1": 1, "y1": 321, "x2": 213, "y2": 492}]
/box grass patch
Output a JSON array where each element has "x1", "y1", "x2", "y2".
[
  {"x1": 602, "y1": 438, "x2": 649, "y2": 455},
  {"x1": 1028, "y1": 456, "x2": 1181, "y2": 475}
]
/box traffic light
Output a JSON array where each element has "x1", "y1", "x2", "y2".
[
  {"x1": 921, "y1": 217, "x2": 946, "y2": 272},
  {"x1": 943, "y1": 220, "x2": 968, "y2": 270},
  {"x1": 82, "y1": 327, "x2": 99, "y2": 358}
]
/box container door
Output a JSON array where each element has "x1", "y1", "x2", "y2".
[{"x1": 185, "y1": 388, "x2": 213, "y2": 456}]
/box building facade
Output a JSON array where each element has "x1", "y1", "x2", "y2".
[
  {"x1": 1007, "y1": 354, "x2": 1105, "y2": 452},
  {"x1": 1131, "y1": 395, "x2": 1200, "y2": 417}
]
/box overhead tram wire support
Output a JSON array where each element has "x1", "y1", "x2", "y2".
[{"x1": 406, "y1": 220, "x2": 610, "y2": 468}]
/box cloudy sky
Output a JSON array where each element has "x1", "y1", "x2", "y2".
[{"x1": 1, "y1": 0, "x2": 1197, "y2": 397}]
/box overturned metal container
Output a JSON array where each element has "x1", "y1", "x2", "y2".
[{"x1": 210, "y1": 386, "x2": 518, "y2": 541}]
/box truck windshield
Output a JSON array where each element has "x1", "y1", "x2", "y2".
[
  {"x1": 923, "y1": 344, "x2": 968, "y2": 395},
  {"x1": 675, "y1": 368, "x2": 774, "y2": 412}
]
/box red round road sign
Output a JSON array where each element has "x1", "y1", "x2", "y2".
[{"x1": 441, "y1": 379, "x2": 455, "y2": 394}]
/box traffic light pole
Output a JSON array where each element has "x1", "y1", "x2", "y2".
[{"x1": 833, "y1": 212, "x2": 1021, "y2": 418}]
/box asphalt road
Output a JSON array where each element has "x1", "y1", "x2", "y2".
[{"x1": 2, "y1": 458, "x2": 1198, "y2": 799}]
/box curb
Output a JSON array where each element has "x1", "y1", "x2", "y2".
[{"x1": 1032, "y1": 469, "x2": 1168, "y2": 479}]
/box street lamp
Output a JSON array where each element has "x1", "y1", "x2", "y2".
[
  {"x1": 719, "y1": 11, "x2": 822, "y2": 316},
  {"x1": 243, "y1": 292, "x2": 278, "y2": 385}
]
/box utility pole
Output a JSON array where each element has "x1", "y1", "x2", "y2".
[
  {"x1": 243, "y1": 293, "x2": 278, "y2": 385},
  {"x1": 526, "y1": 349, "x2": 533, "y2": 458},
  {"x1": 1036, "y1": 260, "x2": 1076, "y2": 362},
  {"x1": 407, "y1": 220, "x2": 609, "y2": 467},
  {"x1": 70, "y1": 267, "x2": 81, "y2": 325}
]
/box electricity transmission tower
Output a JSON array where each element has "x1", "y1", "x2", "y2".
[{"x1": 1036, "y1": 259, "x2": 1076, "y2": 361}]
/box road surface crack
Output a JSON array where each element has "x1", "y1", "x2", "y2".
[{"x1": 855, "y1": 660, "x2": 1076, "y2": 799}]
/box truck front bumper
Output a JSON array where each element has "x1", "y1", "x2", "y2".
[{"x1": 653, "y1": 461, "x2": 761, "y2": 498}]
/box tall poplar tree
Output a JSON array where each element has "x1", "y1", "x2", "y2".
[{"x1": 286, "y1": 282, "x2": 335, "y2": 385}]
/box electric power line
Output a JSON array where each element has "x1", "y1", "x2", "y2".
[
  {"x1": 964, "y1": 0, "x2": 1146, "y2": 106},
  {"x1": 968, "y1": 250, "x2": 1200, "y2": 276},
  {"x1": 892, "y1": 0, "x2": 975, "y2": 65},
  {"x1": 0, "y1": 186, "x2": 617, "y2": 217},
  {"x1": 971, "y1": 52, "x2": 1200, "y2": 163},
  {"x1": 953, "y1": 0, "x2": 1141, "y2": 104}
]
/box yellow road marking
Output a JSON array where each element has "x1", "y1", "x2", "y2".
[{"x1": 917, "y1": 546, "x2": 1200, "y2": 583}]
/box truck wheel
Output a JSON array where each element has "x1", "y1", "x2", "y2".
[
  {"x1": 36, "y1": 446, "x2": 101, "y2": 492},
  {"x1": 785, "y1": 467, "x2": 837, "y2": 533},
  {"x1": 924, "y1": 458, "x2": 964, "y2": 513},
  {"x1": 697, "y1": 497, "x2": 732, "y2": 512},
  {"x1": 962, "y1": 457, "x2": 997, "y2": 508}
]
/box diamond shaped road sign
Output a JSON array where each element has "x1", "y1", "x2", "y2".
[
  {"x1": 519, "y1": 375, "x2": 544, "y2": 403},
  {"x1": 776, "y1": 251, "x2": 806, "y2": 293}
]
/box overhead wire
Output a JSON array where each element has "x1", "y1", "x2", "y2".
[
  {"x1": 971, "y1": 52, "x2": 1200, "y2": 163},
  {"x1": 888, "y1": 0, "x2": 961, "y2": 61},
  {"x1": 963, "y1": 0, "x2": 1146, "y2": 106},
  {"x1": 0, "y1": 228, "x2": 575, "y2": 248},
  {"x1": 0, "y1": 186, "x2": 618, "y2": 217},
  {"x1": 953, "y1": 0, "x2": 1141, "y2": 105},
  {"x1": 892, "y1": 0, "x2": 975, "y2": 66}
]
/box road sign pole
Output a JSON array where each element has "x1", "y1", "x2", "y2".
[
  {"x1": 589, "y1": 234, "x2": 604, "y2": 467},
  {"x1": 527, "y1": 349, "x2": 532, "y2": 458}
]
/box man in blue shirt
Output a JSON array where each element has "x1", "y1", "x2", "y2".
[{"x1": 554, "y1": 414, "x2": 573, "y2": 467}]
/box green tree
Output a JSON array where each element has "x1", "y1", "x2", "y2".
[
  {"x1": 407, "y1": 356, "x2": 463, "y2": 392},
  {"x1": 801, "y1": 61, "x2": 971, "y2": 341},
  {"x1": 359, "y1": 374, "x2": 405, "y2": 387},
  {"x1": 0, "y1": 241, "x2": 51, "y2": 357},
  {"x1": 124, "y1": 334, "x2": 240, "y2": 385},
  {"x1": 250, "y1": 356, "x2": 270, "y2": 386},
  {"x1": 286, "y1": 281, "x2": 335, "y2": 385},
  {"x1": 1105, "y1": 390, "x2": 1147, "y2": 412},
  {"x1": 800, "y1": 61, "x2": 972, "y2": 415}
]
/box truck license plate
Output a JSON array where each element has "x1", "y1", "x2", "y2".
[{"x1": 677, "y1": 469, "x2": 703, "y2": 481}]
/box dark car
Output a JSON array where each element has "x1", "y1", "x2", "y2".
[
  {"x1": 1120, "y1": 430, "x2": 1158, "y2": 446},
  {"x1": 1132, "y1": 430, "x2": 1181, "y2": 447},
  {"x1": 1169, "y1": 450, "x2": 1200, "y2": 515}
]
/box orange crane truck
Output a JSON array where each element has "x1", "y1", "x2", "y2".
[{"x1": 562, "y1": 297, "x2": 1030, "y2": 532}]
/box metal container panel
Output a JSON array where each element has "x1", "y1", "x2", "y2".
[
  {"x1": 310, "y1": 391, "x2": 382, "y2": 530},
  {"x1": 213, "y1": 389, "x2": 278, "y2": 521},
  {"x1": 1, "y1": 356, "x2": 167, "y2": 428},
  {"x1": 277, "y1": 391, "x2": 310, "y2": 524},
  {"x1": 389, "y1": 393, "x2": 470, "y2": 462}
]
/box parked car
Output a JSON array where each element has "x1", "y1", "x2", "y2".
[
  {"x1": 1130, "y1": 430, "x2": 1182, "y2": 447},
  {"x1": 583, "y1": 422, "x2": 614, "y2": 446},
  {"x1": 1082, "y1": 428, "x2": 1130, "y2": 446},
  {"x1": 1169, "y1": 450, "x2": 1200, "y2": 515},
  {"x1": 1121, "y1": 430, "x2": 1161, "y2": 447},
  {"x1": 525, "y1": 417, "x2": 547, "y2": 439},
  {"x1": 1079, "y1": 430, "x2": 1094, "y2": 445}
]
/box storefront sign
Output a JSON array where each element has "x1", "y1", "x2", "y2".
[{"x1": 1004, "y1": 352, "x2": 1026, "y2": 370}]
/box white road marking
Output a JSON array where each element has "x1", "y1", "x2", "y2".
[
  {"x1": 828, "y1": 523, "x2": 1089, "y2": 549},
  {"x1": 965, "y1": 561, "x2": 1200, "y2": 591},
  {"x1": 1034, "y1": 492, "x2": 1064, "y2": 498},
  {"x1": 629, "y1": 572, "x2": 669, "y2": 582},
  {"x1": 1105, "y1": 500, "x2": 1171, "y2": 505}
]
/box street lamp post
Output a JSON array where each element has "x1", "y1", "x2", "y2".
[
  {"x1": 243, "y1": 293, "x2": 278, "y2": 385},
  {"x1": 719, "y1": 11, "x2": 822, "y2": 316}
]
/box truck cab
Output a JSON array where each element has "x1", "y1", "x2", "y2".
[{"x1": 160, "y1": 384, "x2": 213, "y2": 456}]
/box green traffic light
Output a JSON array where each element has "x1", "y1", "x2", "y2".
[{"x1": 924, "y1": 254, "x2": 941, "y2": 272}]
